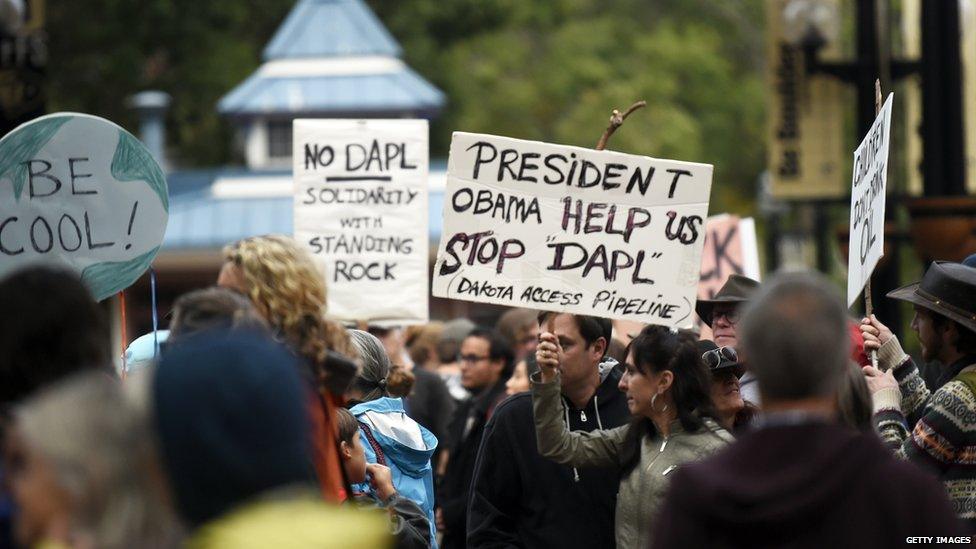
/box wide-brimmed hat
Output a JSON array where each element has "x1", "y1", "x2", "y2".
[
  {"x1": 695, "y1": 274, "x2": 760, "y2": 326},
  {"x1": 696, "y1": 339, "x2": 744, "y2": 376},
  {"x1": 887, "y1": 261, "x2": 976, "y2": 335}
]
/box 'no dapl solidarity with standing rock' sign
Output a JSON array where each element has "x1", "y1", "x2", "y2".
[
  {"x1": 433, "y1": 132, "x2": 713, "y2": 328},
  {"x1": 0, "y1": 113, "x2": 169, "y2": 301},
  {"x1": 294, "y1": 119, "x2": 429, "y2": 325}
]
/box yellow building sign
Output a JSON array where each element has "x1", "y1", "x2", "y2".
[{"x1": 766, "y1": 0, "x2": 848, "y2": 200}]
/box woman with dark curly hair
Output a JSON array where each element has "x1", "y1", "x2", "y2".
[{"x1": 533, "y1": 325, "x2": 732, "y2": 549}]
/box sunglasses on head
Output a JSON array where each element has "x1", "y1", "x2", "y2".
[{"x1": 702, "y1": 346, "x2": 737, "y2": 370}]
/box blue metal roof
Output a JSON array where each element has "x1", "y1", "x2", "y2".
[
  {"x1": 162, "y1": 168, "x2": 446, "y2": 251},
  {"x1": 218, "y1": 67, "x2": 445, "y2": 117},
  {"x1": 263, "y1": 0, "x2": 401, "y2": 60}
]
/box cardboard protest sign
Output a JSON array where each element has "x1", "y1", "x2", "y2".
[
  {"x1": 433, "y1": 132, "x2": 712, "y2": 328},
  {"x1": 613, "y1": 214, "x2": 760, "y2": 342},
  {"x1": 293, "y1": 119, "x2": 429, "y2": 324},
  {"x1": 0, "y1": 113, "x2": 169, "y2": 301},
  {"x1": 847, "y1": 93, "x2": 893, "y2": 306},
  {"x1": 697, "y1": 214, "x2": 760, "y2": 338}
]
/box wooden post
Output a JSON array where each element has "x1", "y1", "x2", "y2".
[{"x1": 865, "y1": 79, "x2": 881, "y2": 369}]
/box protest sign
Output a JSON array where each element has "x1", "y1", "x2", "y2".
[
  {"x1": 613, "y1": 214, "x2": 760, "y2": 341},
  {"x1": 432, "y1": 132, "x2": 713, "y2": 328},
  {"x1": 293, "y1": 119, "x2": 429, "y2": 324},
  {"x1": 697, "y1": 214, "x2": 760, "y2": 338},
  {"x1": 0, "y1": 113, "x2": 169, "y2": 301},
  {"x1": 847, "y1": 93, "x2": 893, "y2": 306}
]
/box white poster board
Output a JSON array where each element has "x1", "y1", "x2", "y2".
[
  {"x1": 847, "y1": 93, "x2": 893, "y2": 306},
  {"x1": 433, "y1": 132, "x2": 713, "y2": 327},
  {"x1": 0, "y1": 113, "x2": 169, "y2": 301},
  {"x1": 293, "y1": 119, "x2": 429, "y2": 324},
  {"x1": 616, "y1": 214, "x2": 761, "y2": 343}
]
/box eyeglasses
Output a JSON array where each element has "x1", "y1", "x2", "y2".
[
  {"x1": 711, "y1": 309, "x2": 740, "y2": 324},
  {"x1": 458, "y1": 354, "x2": 491, "y2": 364},
  {"x1": 702, "y1": 346, "x2": 737, "y2": 370}
]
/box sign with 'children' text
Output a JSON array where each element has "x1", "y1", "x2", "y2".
[
  {"x1": 847, "y1": 93, "x2": 892, "y2": 306},
  {"x1": 433, "y1": 132, "x2": 713, "y2": 327},
  {"x1": 293, "y1": 119, "x2": 429, "y2": 324},
  {"x1": 0, "y1": 113, "x2": 169, "y2": 301}
]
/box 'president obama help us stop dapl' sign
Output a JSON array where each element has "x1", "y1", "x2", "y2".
[
  {"x1": 0, "y1": 113, "x2": 169, "y2": 301},
  {"x1": 433, "y1": 132, "x2": 713, "y2": 328}
]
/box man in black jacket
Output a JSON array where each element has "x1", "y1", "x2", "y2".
[
  {"x1": 438, "y1": 328, "x2": 513, "y2": 548},
  {"x1": 466, "y1": 313, "x2": 629, "y2": 548}
]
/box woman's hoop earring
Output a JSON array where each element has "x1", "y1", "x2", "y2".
[{"x1": 651, "y1": 392, "x2": 670, "y2": 414}]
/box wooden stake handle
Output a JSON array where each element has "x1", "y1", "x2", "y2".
[{"x1": 865, "y1": 79, "x2": 882, "y2": 370}]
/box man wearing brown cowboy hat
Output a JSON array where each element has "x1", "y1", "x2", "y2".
[
  {"x1": 861, "y1": 261, "x2": 976, "y2": 527},
  {"x1": 696, "y1": 274, "x2": 761, "y2": 403}
]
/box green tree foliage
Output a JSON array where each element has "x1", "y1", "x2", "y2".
[
  {"x1": 46, "y1": 0, "x2": 765, "y2": 212},
  {"x1": 46, "y1": 0, "x2": 295, "y2": 166},
  {"x1": 369, "y1": 0, "x2": 766, "y2": 213}
]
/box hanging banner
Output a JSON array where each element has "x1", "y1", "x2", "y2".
[
  {"x1": 847, "y1": 93, "x2": 893, "y2": 306},
  {"x1": 293, "y1": 119, "x2": 429, "y2": 324},
  {"x1": 0, "y1": 112, "x2": 169, "y2": 301},
  {"x1": 765, "y1": 0, "x2": 847, "y2": 200},
  {"x1": 432, "y1": 132, "x2": 712, "y2": 328}
]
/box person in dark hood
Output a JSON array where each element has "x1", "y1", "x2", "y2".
[
  {"x1": 467, "y1": 313, "x2": 629, "y2": 548},
  {"x1": 652, "y1": 272, "x2": 966, "y2": 549},
  {"x1": 152, "y1": 330, "x2": 388, "y2": 548},
  {"x1": 437, "y1": 328, "x2": 512, "y2": 549}
]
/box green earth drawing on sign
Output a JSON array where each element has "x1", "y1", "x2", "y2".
[{"x1": 0, "y1": 113, "x2": 169, "y2": 300}]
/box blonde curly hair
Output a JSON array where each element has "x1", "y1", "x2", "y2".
[{"x1": 222, "y1": 235, "x2": 355, "y2": 378}]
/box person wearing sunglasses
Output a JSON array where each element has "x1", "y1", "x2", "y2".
[
  {"x1": 696, "y1": 275, "x2": 760, "y2": 403},
  {"x1": 698, "y1": 340, "x2": 756, "y2": 433}
]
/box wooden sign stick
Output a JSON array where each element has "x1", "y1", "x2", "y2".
[
  {"x1": 546, "y1": 100, "x2": 648, "y2": 334},
  {"x1": 865, "y1": 80, "x2": 880, "y2": 370}
]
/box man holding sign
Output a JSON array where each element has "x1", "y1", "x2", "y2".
[{"x1": 433, "y1": 132, "x2": 713, "y2": 329}]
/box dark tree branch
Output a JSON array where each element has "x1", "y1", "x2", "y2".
[{"x1": 595, "y1": 100, "x2": 647, "y2": 151}]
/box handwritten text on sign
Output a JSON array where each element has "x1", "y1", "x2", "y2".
[
  {"x1": 847, "y1": 93, "x2": 893, "y2": 306},
  {"x1": 294, "y1": 119, "x2": 429, "y2": 324},
  {"x1": 433, "y1": 132, "x2": 713, "y2": 327},
  {"x1": 0, "y1": 113, "x2": 168, "y2": 301}
]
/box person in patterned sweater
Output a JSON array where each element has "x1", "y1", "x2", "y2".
[{"x1": 862, "y1": 261, "x2": 976, "y2": 528}]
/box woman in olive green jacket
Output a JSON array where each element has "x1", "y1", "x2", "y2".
[{"x1": 533, "y1": 325, "x2": 733, "y2": 549}]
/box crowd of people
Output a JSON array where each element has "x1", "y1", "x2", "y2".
[{"x1": 0, "y1": 234, "x2": 974, "y2": 548}]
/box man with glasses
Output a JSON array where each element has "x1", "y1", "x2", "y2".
[
  {"x1": 696, "y1": 275, "x2": 760, "y2": 403},
  {"x1": 466, "y1": 312, "x2": 629, "y2": 548},
  {"x1": 437, "y1": 328, "x2": 513, "y2": 549}
]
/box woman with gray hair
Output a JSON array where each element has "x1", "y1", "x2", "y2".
[
  {"x1": 4, "y1": 372, "x2": 180, "y2": 549},
  {"x1": 347, "y1": 330, "x2": 438, "y2": 548}
]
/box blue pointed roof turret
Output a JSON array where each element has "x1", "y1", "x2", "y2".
[
  {"x1": 263, "y1": 0, "x2": 402, "y2": 60},
  {"x1": 219, "y1": 0, "x2": 443, "y2": 119}
]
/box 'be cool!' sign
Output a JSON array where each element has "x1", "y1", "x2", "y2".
[
  {"x1": 433, "y1": 132, "x2": 713, "y2": 327},
  {"x1": 0, "y1": 113, "x2": 168, "y2": 301}
]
